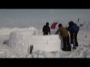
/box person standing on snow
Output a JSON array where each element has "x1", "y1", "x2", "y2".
[
  {"x1": 68, "y1": 21, "x2": 79, "y2": 49},
  {"x1": 55, "y1": 24, "x2": 71, "y2": 51},
  {"x1": 42, "y1": 22, "x2": 51, "y2": 35}
]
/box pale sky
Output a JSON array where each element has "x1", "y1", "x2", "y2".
[{"x1": 0, "y1": 9, "x2": 90, "y2": 29}]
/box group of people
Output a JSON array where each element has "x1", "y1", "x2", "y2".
[{"x1": 42, "y1": 21, "x2": 79, "y2": 51}]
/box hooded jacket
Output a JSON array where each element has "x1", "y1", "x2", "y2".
[
  {"x1": 43, "y1": 25, "x2": 50, "y2": 34},
  {"x1": 68, "y1": 23, "x2": 79, "y2": 33},
  {"x1": 56, "y1": 26, "x2": 69, "y2": 37}
]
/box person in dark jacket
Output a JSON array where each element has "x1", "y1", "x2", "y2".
[
  {"x1": 55, "y1": 24, "x2": 71, "y2": 51},
  {"x1": 68, "y1": 21, "x2": 79, "y2": 49},
  {"x1": 42, "y1": 22, "x2": 51, "y2": 35}
]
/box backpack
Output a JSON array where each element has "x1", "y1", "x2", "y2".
[{"x1": 69, "y1": 24, "x2": 79, "y2": 32}]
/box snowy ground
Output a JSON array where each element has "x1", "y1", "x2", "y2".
[{"x1": 0, "y1": 27, "x2": 90, "y2": 58}]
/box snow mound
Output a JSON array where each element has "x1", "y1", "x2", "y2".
[
  {"x1": 8, "y1": 29, "x2": 61, "y2": 57},
  {"x1": 0, "y1": 26, "x2": 40, "y2": 35}
]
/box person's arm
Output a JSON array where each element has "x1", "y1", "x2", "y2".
[
  {"x1": 65, "y1": 27, "x2": 68, "y2": 31},
  {"x1": 55, "y1": 28, "x2": 59, "y2": 34}
]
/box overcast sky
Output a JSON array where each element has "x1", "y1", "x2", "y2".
[{"x1": 0, "y1": 9, "x2": 90, "y2": 29}]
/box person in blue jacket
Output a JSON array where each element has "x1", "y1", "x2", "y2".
[{"x1": 68, "y1": 21, "x2": 79, "y2": 49}]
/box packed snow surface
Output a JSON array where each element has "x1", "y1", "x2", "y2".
[{"x1": 0, "y1": 27, "x2": 90, "y2": 58}]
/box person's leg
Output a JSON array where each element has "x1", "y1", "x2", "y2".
[
  {"x1": 70, "y1": 32, "x2": 75, "y2": 49},
  {"x1": 71, "y1": 33, "x2": 76, "y2": 49},
  {"x1": 70, "y1": 32, "x2": 74, "y2": 44},
  {"x1": 62, "y1": 37, "x2": 67, "y2": 51},
  {"x1": 74, "y1": 32, "x2": 78, "y2": 47},
  {"x1": 66, "y1": 36, "x2": 71, "y2": 51}
]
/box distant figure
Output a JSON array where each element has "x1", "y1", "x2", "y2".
[
  {"x1": 78, "y1": 18, "x2": 80, "y2": 22},
  {"x1": 30, "y1": 45, "x2": 33, "y2": 54},
  {"x1": 55, "y1": 24, "x2": 71, "y2": 51},
  {"x1": 68, "y1": 21, "x2": 79, "y2": 49},
  {"x1": 42, "y1": 22, "x2": 51, "y2": 35}
]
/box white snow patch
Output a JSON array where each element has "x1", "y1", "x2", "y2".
[
  {"x1": 0, "y1": 26, "x2": 90, "y2": 58},
  {"x1": 9, "y1": 30, "x2": 61, "y2": 57}
]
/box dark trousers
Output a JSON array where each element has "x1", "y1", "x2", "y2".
[
  {"x1": 43, "y1": 32, "x2": 48, "y2": 35},
  {"x1": 70, "y1": 32, "x2": 78, "y2": 47},
  {"x1": 62, "y1": 36, "x2": 71, "y2": 51}
]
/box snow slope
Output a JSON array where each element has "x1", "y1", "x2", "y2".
[{"x1": 0, "y1": 26, "x2": 90, "y2": 58}]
